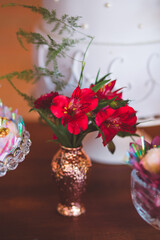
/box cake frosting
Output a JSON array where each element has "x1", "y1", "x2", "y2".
[
  {"x1": 0, "y1": 101, "x2": 31, "y2": 176},
  {"x1": 0, "y1": 102, "x2": 25, "y2": 162},
  {"x1": 42, "y1": 0, "x2": 160, "y2": 43}
]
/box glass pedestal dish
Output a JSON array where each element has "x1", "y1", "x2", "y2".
[
  {"x1": 131, "y1": 169, "x2": 160, "y2": 230},
  {"x1": 0, "y1": 102, "x2": 31, "y2": 177},
  {"x1": 0, "y1": 130, "x2": 31, "y2": 177}
]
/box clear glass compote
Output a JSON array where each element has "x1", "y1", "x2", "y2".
[
  {"x1": 0, "y1": 130, "x2": 31, "y2": 177},
  {"x1": 131, "y1": 169, "x2": 160, "y2": 230}
]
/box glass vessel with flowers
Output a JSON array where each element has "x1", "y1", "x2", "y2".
[
  {"x1": 127, "y1": 136, "x2": 160, "y2": 229},
  {"x1": 0, "y1": 3, "x2": 138, "y2": 216},
  {"x1": 33, "y1": 77, "x2": 137, "y2": 216}
]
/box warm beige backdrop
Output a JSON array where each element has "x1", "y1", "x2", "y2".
[{"x1": 0, "y1": 0, "x2": 42, "y2": 121}]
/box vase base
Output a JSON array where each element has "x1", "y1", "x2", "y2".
[{"x1": 57, "y1": 203, "x2": 85, "y2": 217}]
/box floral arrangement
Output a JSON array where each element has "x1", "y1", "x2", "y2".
[
  {"x1": 127, "y1": 136, "x2": 160, "y2": 188},
  {"x1": 0, "y1": 3, "x2": 138, "y2": 152},
  {"x1": 32, "y1": 78, "x2": 137, "y2": 150}
]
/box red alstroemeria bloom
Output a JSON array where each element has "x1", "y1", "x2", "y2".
[
  {"x1": 50, "y1": 86, "x2": 98, "y2": 135},
  {"x1": 34, "y1": 91, "x2": 59, "y2": 109},
  {"x1": 95, "y1": 105, "x2": 137, "y2": 146},
  {"x1": 91, "y1": 80, "x2": 122, "y2": 101},
  {"x1": 52, "y1": 133, "x2": 58, "y2": 140}
]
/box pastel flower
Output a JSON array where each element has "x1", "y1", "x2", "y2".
[
  {"x1": 95, "y1": 105, "x2": 137, "y2": 145},
  {"x1": 151, "y1": 136, "x2": 160, "y2": 147},
  {"x1": 127, "y1": 136, "x2": 160, "y2": 187},
  {"x1": 50, "y1": 86, "x2": 98, "y2": 135},
  {"x1": 34, "y1": 91, "x2": 58, "y2": 109}
]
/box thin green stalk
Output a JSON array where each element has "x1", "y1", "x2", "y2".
[
  {"x1": 92, "y1": 121, "x2": 107, "y2": 145},
  {"x1": 72, "y1": 134, "x2": 77, "y2": 147},
  {"x1": 78, "y1": 37, "x2": 94, "y2": 87},
  {"x1": 6, "y1": 77, "x2": 34, "y2": 107}
]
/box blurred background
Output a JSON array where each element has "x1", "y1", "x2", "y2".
[{"x1": 0, "y1": 0, "x2": 41, "y2": 121}]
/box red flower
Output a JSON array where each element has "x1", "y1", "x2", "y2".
[
  {"x1": 34, "y1": 91, "x2": 58, "y2": 109},
  {"x1": 91, "y1": 80, "x2": 122, "y2": 100},
  {"x1": 50, "y1": 86, "x2": 98, "y2": 135},
  {"x1": 52, "y1": 133, "x2": 58, "y2": 140},
  {"x1": 95, "y1": 105, "x2": 137, "y2": 146}
]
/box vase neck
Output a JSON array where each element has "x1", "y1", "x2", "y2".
[{"x1": 61, "y1": 146, "x2": 82, "y2": 151}]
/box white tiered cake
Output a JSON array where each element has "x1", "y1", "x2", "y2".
[{"x1": 34, "y1": 0, "x2": 160, "y2": 163}]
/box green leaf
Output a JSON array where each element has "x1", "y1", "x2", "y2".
[
  {"x1": 96, "y1": 97, "x2": 117, "y2": 110},
  {"x1": 92, "y1": 121, "x2": 107, "y2": 145},
  {"x1": 97, "y1": 73, "x2": 111, "y2": 83},
  {"x1": 16, "y1": 29, "x2": 48, "y2": 50},
  {"x1": 117, "y1": 131, "x2": 139, "y2": 138},
  {"x1": 110, "y1": 99, "x2": 129, "y2": 109},
  {"x1": 95, "y1": 69, "x2": 100, "y2": 84},
  {"x1": 33, "y1": 108, "x2": 72, "y2": 147},
  {"x1": 52, "y1": 22, "x2": 61, "y2": 32},
  {"x1": 107, "y1": 141, "x2": 115, "y2": 154},
  {"x1": 78, "y1": 62, "x2": 85, "y2": 88},
  {"x1": 91, "y1": 79, "x2": 110, "y2": 93}
]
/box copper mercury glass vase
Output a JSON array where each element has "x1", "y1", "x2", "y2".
[{"x1": 51, "y1": 146, "x2": 92, "y2": 217}]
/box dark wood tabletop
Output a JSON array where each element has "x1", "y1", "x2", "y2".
[{"x1": 0, "y1": 123, "x2": 160, "y2": 240}]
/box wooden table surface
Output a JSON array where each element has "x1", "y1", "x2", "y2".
[{"x1": 0, "y1": 123, "x2": 160, "y2": 240}]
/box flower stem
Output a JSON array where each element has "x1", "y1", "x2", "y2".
[
  {"x1": 73, "y1": 134, "x2": 77, "y2": 147},
  {"x1": 78, "y1": 37, "x2": 94, "y2": 88}
]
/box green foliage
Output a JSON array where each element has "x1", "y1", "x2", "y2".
[
  {"x1": 31, "y1": 108, "x2": 72, "y2": 147},
  {"x1": 107, "y1": 141, "x2": 115, "y2": 154},
  {"x1": 110, "y1": 99, "x2": 129, "y2": 109},
  {"x1": 0, "y1": 3, "x2": 138, "y2": 152},
  {"x1": 5, "y1": 77, "x2": 35, "y2": 107},
  {"x1": 16, "y1": 29, "x2": 48, "y2": 51},
  {"x1": 117, "y1": 131, "x2": 139, "y2": 138},
  {"x1": 96, "y1": 73, "x2": 111, "y2": 84},
  {"x1": 95, "y1": 69, "x2": 100, "y2": 84},
  {"x1": 78, "y1": 37, "x2": 94, "y2": 88},
  {"x1": 91, "y1": 72, "x2": 111, "y2": 93},
  {"x1": 91, "y1": 79, "x2": 110, "y2": 93},
  {"x1": 0, "y1": 70, "x2": 34, "y2": 83},
  {"x1": 2, "y1": 3, "x2": 83, "y2": 34},
  {"x1": 96, "y1": 97, "x2": 117, "y2": 110},
  {"x1": 2, "y1": 3, "x2": 92, "y2": 90},
  {"x1": 0, "y1": 66, "x2": 66, "y2": 91}
]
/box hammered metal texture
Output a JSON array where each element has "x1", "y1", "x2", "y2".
[{"x1": 51, "y1": 146, "x2": 91, "y2": 216}]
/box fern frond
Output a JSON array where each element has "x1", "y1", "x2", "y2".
[
  {"x1": 6, "y1": 77, "x2": 35, "y2": 107},
  {"x1": 17, "y1": 29, "x2": 48, "y2": 50}
]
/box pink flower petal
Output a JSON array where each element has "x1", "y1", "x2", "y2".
[
  {"x1": 95, "y1": 108, "x2": 115, "y2": 126},
  {"x1": 67, "y1": 114, "x2": 88, "y2": 135},
  {"x1": 98, "y1": 124, "x2": 118, "y2": 146},
  {"x1": 51, "y1": 95, "x2": 69, "y2": 118}
]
